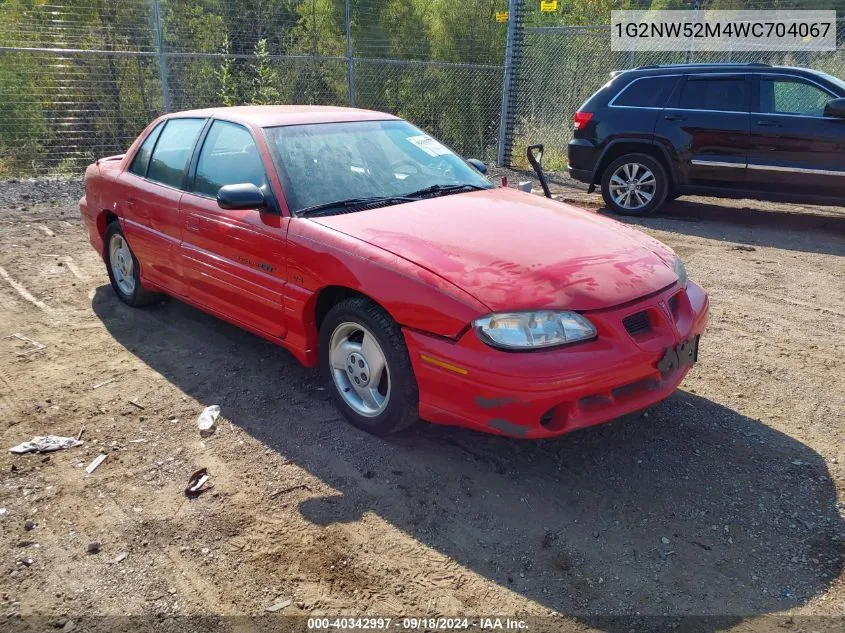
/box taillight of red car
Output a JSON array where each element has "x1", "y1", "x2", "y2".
[{"x1": 573, "y1": 111, "x2": 593, "y2": 131}]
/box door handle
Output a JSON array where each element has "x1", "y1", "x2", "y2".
[
  {"x1": 664, "y1": 114, "x2": 686, "y2": 122},
  {"x1": 756, "y1": 120, "x2": 781, "y2": 127},
  {"x1": 185, "y1": 216, "x2": 200, "y2": 233}
]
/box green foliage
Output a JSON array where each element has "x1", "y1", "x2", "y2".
[
  {"x1": 0, "y1": 57, "x2": 49, "y2": 173},
  {"x1": 216, "y1": 39, "x2": 239, "y2": 107},
  {"x1": 0, "y1": 0, "x2": 842, "y2": 176},
  {"x1": 252, "y1": 39, "x2": 282, "y2": 105}
]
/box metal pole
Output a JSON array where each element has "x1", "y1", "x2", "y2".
[
  {"x1": 497, "y1": 0, "x2": 521, "y2": 167},
  {"x1": 151, "y1": 0, "x2": 170, "y2": 113},
  {"x1": 345, "y1": 0, "x2": 356, "y2": 106},
  {"x1": 686, "y1": 0, "x2": 701, "y2": 64}
]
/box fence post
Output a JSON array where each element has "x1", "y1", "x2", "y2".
[
  {"x1": 345, "y1": 0, "x2": 356, "y2": 106},
  {"x1": 497, "y1": 0, "x2": 523, "y2": 167},
  {"x1": 150, "y1": 0, "x2": 171, "y2": 113},
  {"x1": 686, "y1": 0, "x2": 701, "y2": 64}
]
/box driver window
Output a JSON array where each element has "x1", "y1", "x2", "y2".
[
  {"x1": 760, "y1": 78, "x2": 832, "y2": 117},
  {"x1": 193, "y1": 120, "x2": 267, "y2": 198}
]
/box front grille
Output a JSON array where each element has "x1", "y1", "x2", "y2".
[{"x1": 623, "y1": 310, "x2": 651, "y2": 336}]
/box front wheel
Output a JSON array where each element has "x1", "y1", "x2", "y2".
[
  {"x1": 600, "y1": 153, "x2": 669, "y2": 216},
  {"x1": 319, "y1": 297, "x2": 419, "y2": 435}
]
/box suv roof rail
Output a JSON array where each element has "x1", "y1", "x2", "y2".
[{"x1": 634, "y1": 62, "x2": 771, "y2": 70}]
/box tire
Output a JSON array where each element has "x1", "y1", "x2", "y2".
[
  {"x1": 104, "y1": 221, "x2": 160, "y2": 307},
  {"x1": 600, "y1": 153, "x2": 669, "y2": 216},
  {"x1": 319, "y1": 296, "x2": 419, "y2": 435}
]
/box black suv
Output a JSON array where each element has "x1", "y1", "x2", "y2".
[{"x1": 568, "y1": 63, "x2": 845, "y2": 215}]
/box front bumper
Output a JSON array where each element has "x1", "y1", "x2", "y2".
[{"x1": 404, "y1": 281, "x2": 709, "y2": 439}]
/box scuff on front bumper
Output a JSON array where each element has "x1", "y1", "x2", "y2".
[{"x1": 405, "y1": 281, "x2": 709, "y2": 439}]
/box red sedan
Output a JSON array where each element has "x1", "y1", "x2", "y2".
[{"x1": 80, "y1": 106, "x2": 708, "y2": 438}]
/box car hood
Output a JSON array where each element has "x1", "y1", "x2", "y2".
[{"x1": 313, "y1": 188, "x2": 679, "y2": 312}]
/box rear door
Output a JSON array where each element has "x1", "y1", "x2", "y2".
[
  {"x1": 747, "y1": 74, "x2": 845, "y2": 196},
  {"x1": 119, "y1": 117, "x2": 206, "y2": 296},
  {"x1": 606, "y1": 74, "x2": 683, "y2": 135},
  {"x1": 655, "y1": 74, "x2": 751, "y2": 187},
  {"x1": 178, "y1": 119, "x2": 289, "y2": 338}
]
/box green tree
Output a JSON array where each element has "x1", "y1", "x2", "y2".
[
  {"x1": 252, "y1": 38, "x2": 282, "y2": 104},
  {"x1": 216, "y1": 38, "x2": 239, "y2": 106}
]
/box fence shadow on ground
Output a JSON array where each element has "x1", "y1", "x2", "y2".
[
  {"x1": 607, "y1": 199, "x2": 845, "y2": 258},
  {"x1": 497, "y1": 167, "x2": 845, "y2": 257},
  {"x1": 92, "y1": 286, "x2": 844, "y2": 632}
]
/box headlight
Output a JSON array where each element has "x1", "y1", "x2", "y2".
[
  {"x1": 673, "y1": 257, "x2": 688, "y2": 288},
  {"x1": 473, "y1": 311, "x2": 597, "y2": 350}
]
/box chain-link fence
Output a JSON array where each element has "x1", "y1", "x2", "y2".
[
  {"x1": 0, "y1": 1, "x2": 843, "y2": 177},
  {"x1": 512, "y1": 17, "x2": 845, "y2": 171},
  {"x1": 0, "y1": 0, "x2": 507, "y2": 176}
]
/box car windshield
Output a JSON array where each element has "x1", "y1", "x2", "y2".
[{"x1": 264, "y1": 120, "x2": 492, "y2": 214}]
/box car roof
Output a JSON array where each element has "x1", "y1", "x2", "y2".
[
  {"x1": 165, "y1": 105, "x2": 401, "y2": 127},
  {"x1": 617, "y1": 63, "x2": 826, "y2": 79}
]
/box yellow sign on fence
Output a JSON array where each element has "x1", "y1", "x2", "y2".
[
  {"x1": 495, "y1": 11, "x2": 509, "y2": 22},
  {"x1": 540, "y1": 0, "x2": 558, "y2": 12}
]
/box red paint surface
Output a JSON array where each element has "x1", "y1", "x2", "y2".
[{"x1": 80, "y1": 106, "x2": 709, "y2": 438}]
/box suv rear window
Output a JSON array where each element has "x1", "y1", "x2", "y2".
[
  {"x1": 612, "y1": 76, "x2": 678, "y2": 108},
  {"x1": 678, "y1": 77, "x2": 748, "y2": 112}
]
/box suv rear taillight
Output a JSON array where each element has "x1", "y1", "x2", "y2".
[{"x1": 573, "y1": 111, "x2": 593, "y2": 130}]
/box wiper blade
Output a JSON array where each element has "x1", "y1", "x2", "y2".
[
  {"x1": 297, "y1": 195, "x2": 414, "y2": 217},
  {"x1": 404, "y1": 183, "x2": 490, "y2": 198}
]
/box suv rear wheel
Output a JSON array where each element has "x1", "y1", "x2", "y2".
[{"x1": 600, "y1": 153, "x2": 668, "y2": 216}]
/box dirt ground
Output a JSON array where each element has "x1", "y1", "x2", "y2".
[{"x1": 0, "y1": 175, "x2": 843, "y2": 632}]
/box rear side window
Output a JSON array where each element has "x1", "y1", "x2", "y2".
[
  {"x1": 760, "y1": 78, "x2": 832, "y2": 116},
  {"x1": 147, "y1": 118, "x2": 206, "y2": 189},
  {"x1": 129, "y1": 122, "x2": 163, "y2": 177},
  {"x1": 193, "y1": 121, "x2": 267, "y2": 197},
  {"x1": 612, "y1": 77, "x2": 678, "y2": 108},
  {"x1": 678, "y1": 77, "x2": 748, "y2": 112}
]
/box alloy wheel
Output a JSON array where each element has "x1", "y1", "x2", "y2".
[
  {"x1": 329, "y1": 322, "x2": 391, "y2": 417},
  {"x1": 608, "y1": 162, "x2": 657, "y2": 211},
  {"x1": 109, "y1": 233, "x2": 136, "y2": 296}
]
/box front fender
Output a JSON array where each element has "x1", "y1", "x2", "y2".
[{"x1": 282, "y1": 218, "x2": 489, "y2": 365}]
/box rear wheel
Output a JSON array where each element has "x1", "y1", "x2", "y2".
[
  {"x1": 104, "y1": 222, "x2": 160, "y2": 307},
  {"x1": 320, "y1": 297, "x2": 419, "y2": 435},
  {"x1": 600, "y1": 153, "x2": 669, "y2": 216}
]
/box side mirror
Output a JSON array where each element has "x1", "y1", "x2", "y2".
[
  {"x1": 823, "y1": 98, "x2": 845, "y2": 118},
  {"x1": 217, "y1": 183, "x2": 267, "y2": 210},
  {"x1": 466, "y1": 158, "x2": 487, "y2": 174}
]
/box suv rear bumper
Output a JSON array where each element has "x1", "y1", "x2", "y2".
[
  {"x1": 567, "y1": 138, "x2": 598, "y2": 184},
  {"x1": 568, "y1": 166, "x2": 592, "y2": 184}
]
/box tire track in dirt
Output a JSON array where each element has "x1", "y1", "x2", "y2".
[
  {"x1": 0, "y1": 265, "x2": 53, "y2": 313},
  {"x1": 0, "y1": 363, "x2": 22, "y2": 422}
]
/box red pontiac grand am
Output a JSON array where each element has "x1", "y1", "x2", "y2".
[{"x1": 80, "y1": 106, "x2": 708, "y2": 438}]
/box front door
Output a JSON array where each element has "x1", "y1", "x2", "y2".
[
  {"x1": 656, "y1": 74, "x2": 751, "y2": 188},
  {"x1": 747, "y1": 75, "x2": 845, "y2": 197},
  {"x1": 178, "y1": 119, "x2": 289, "y2": 338}
]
